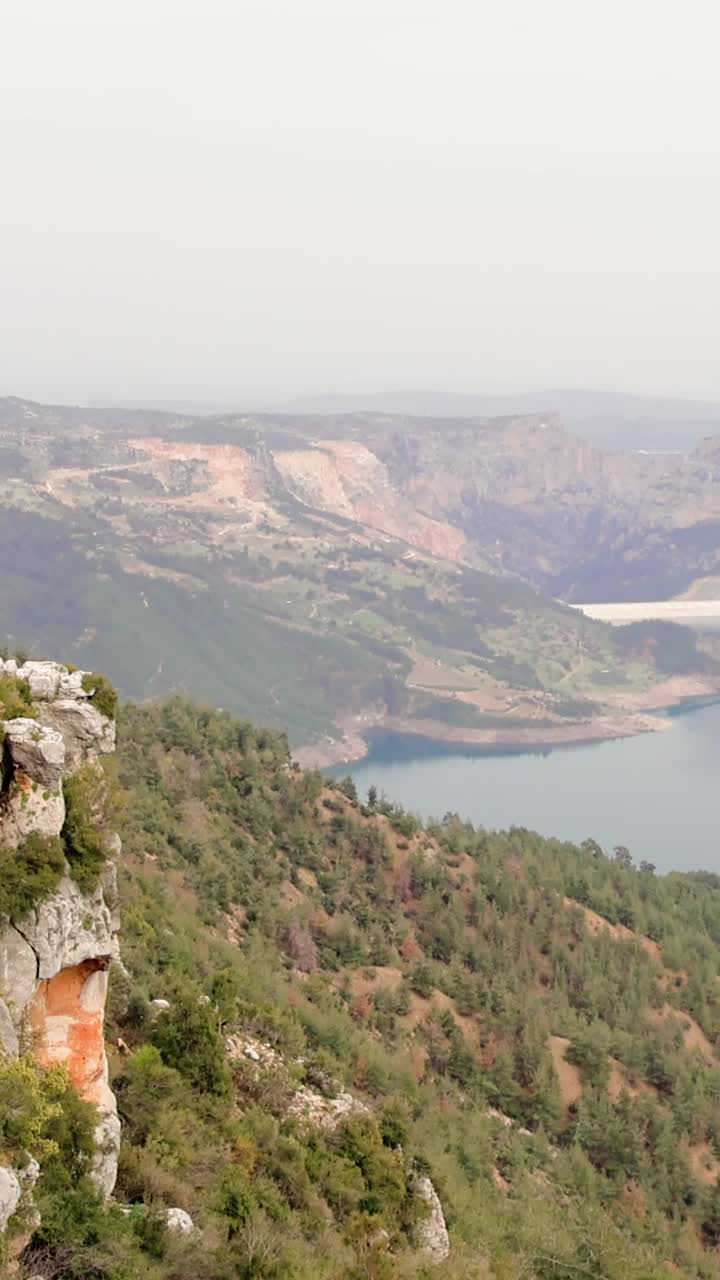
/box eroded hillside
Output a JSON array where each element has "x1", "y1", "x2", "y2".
[{"x1": 2, "y1": 398, "x2": 720, "y2": 761}]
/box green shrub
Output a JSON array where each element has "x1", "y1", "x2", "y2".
[
  {"x1": 151, "y1": 983, "x2": 230, "y2": 1096},
  {"x1": 130, "y1": 1204, "x2": 169, "y2": 1259},
  {"x1": 36, "y1": 1070, "x2": 98, "y2": 1194},
  {"x1": 0, "y1": 833, "x2": 65, "y2": 921},
  {"x1": 0, "y1": 1057, "x2": 66, "y2": 1161},
  {"x1": 216, "y1": 1166, "x2": 257, "y2": 1238},
  {"x1": 62, "y1": 765, "x2": 108, "y2": 892},
  {"x1": 0, "y1": 674, "x2": 33, "y2": 727},
  {"x1": 81, "y1": 671, "x2": 118, "y2": 720}
]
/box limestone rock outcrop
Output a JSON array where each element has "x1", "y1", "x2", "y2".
[
  {"x1": 0, "y1": 718, "x2": 66, "y2": 848},
  {"x1": 2, "y1": 718, "x2": 65, "y2": 790},
  {"x1": 0, "y1": 659, "x2": 121, "y2": 1244},
  {"x1": 13, "y1": 865, "x2": 120, "y2": 981},
  {"x1": 166, "y1": 1207, "x2": 195, "y2": 1235},
  {"x1": 0, "y1": 1158, "x2": 38, "y2": 1233},
  {"x1": 37, "y1": 700, "x2": 116, "y2": 771},
  {"x1": 0, "y1": 1166, "x2": 22, "y2": 1234},
  {"x1": 412, "y1": 1174, "x2": 450, "y2": 1263}
]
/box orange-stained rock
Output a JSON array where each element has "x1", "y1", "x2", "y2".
[{"x1": 30, "y1": 958, "x2": 113, "y2": 1108}]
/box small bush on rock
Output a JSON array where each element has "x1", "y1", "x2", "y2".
[
  {"x1": 0, "y1": 833, "x2": 65, "y2": 920},
  {"x1": 62, "y1": 765, "x2": 108, "y2": 892},
  {"x1": 81, "y1": 672, "x2": 118, "y2": 720},
  {"x1": 0, "y1": 674, "x2": 34, "y2": 728}
]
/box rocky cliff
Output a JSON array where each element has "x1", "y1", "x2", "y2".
[{"x1": 0, "y1": 661, "x2": 120, "y2": 1255}]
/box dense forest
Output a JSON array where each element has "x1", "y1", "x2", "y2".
[{"x1": 9, "y1": 695, "x2": 720, "y2": 1278}]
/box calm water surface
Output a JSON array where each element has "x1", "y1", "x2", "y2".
[{"x1": 333, "y1": 700, "x2": 720, "y2": 874}]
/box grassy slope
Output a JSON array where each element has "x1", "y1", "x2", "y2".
[{"x1": 19, "y1": 696, "x2": 720, "y2": 1279}]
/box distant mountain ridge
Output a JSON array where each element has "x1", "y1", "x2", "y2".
[{"x1": 89, "y1": 387, "x2": 720, "y2": 452}]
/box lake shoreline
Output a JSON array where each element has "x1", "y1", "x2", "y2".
[
  {"x1": 326, "y1": 697, "x2": 720, "y2": 874},
  {"x1": 293, "y1": 676, "x2": 720, "y2": 770}
]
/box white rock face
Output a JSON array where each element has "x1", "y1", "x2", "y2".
[
  {"x1": 0, "y1": 1157, "x2": 39, "y2": 1236},
  {"x1": 0, "y1": 997, "x2": 19, "y2": 1055},
  {"x1": 13, "y1": 661, "x2": 66, "y2": 701},
  {"x1": 0, "y1": 717, "x2": 67, "y2": 848},
  {"x1": 3, "y1": 718, "x2": 66, "y2": 789},
  {"x1": 0, "y1": 925, "x2": 38, "y2": 1015},
  {"x1": 166, "y1": 1207, "x2": 195, "y2": 1235},
  {"x1": 16, "y1": 866, "x2": 120, "y2": 981},
  {"x1": 93, "y1": 1109, "x2": 122, "y2": 1198},
  {"x1": 0, "y1": 1167, "x2": 21, "y2": 1233},
  {"x1": 58, "y1": 669, "x2": 89, "y2": 699},
  {"x1": 37, "y1": 700, "x2": 116, "y2": 772},
  {"x1": 412, "y1": 1175, "x2": 450, "y2": 1263},
  {"x1": 0, "y1": 782, "x2": 65, "y2": 849}
]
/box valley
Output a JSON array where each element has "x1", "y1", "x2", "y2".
[{"x1": 2, "y1": 396, "x2": 720, "y2": 763}]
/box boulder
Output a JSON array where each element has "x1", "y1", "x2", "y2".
[
  {"x1": 166, "y1": 1207, "x2": 194, "y2": 1235},
  {"x1": 2, "y1": 718, "x2": 66, "y2": 790},
  {"x1": 37, "y1": 699, "x2": 115, "y2": 771},
  {"x1": 412, "y1": 1175, "x2": 450, "y2": 1263}
]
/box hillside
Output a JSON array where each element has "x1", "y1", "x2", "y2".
[
  {"x1": 6, "y1": 688, "x2": 720, "y2": 1276},
  {"x1": 2, "y1": 397, "x2": 720, "y2": 763}
]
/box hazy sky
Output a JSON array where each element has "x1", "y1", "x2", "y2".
[{"x1": 2, "y1": 0, "x2": 719, "y2": 402}]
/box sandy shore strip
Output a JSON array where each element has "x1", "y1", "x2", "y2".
[{"x1": 570, "y1": 600, "x2": 720, "y2": 625}]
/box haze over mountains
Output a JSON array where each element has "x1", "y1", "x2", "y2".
[
  {"x1": 2, "y1": 394, "x2": 720, "y2": 762},
  {"x1": 90, "y1": 387, "x2": 720, "y2": 453}
]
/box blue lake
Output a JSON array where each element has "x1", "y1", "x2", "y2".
[{"x1": 332, "y1": 700, "x2": 720, "y2": 874}]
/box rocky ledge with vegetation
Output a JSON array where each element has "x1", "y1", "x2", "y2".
[
  {"x1": 0, "y1": 660, "x2": 120, "y2": 1269},
  {"x1": 6, "y1": 682, "x2": 720, "y2": 1277}
]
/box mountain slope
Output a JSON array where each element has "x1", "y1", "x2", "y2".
[
  {"x1": 7, "y1": 690, "x2": 720, "y2": 1275},
  {"x1": 2, "y1": 397, "x2": 720, "y2": 763}
]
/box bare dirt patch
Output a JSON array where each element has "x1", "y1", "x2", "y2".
[
  {"x1": 686, "y1": 1141, "x2": 720, "y2": 1186},
  {"x1": 346, "y1": 966, "x2": 403, "y2": 1000},
  {"x1": 563, "y1": 897, "x2": 664, "y2": 964},
  {"x1": 548, "y1": 1035, "x2": 583, "y2": 1109},
  {"x1": 402, "y1": 990, "x2": 480, "y2": 1048},
  {"x1": 607, "y1": 1058, "x2": 656, "y2": 1100},
  {"x1": 648, "y1": 1004, "x2": 716, "y2": 1062}
]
